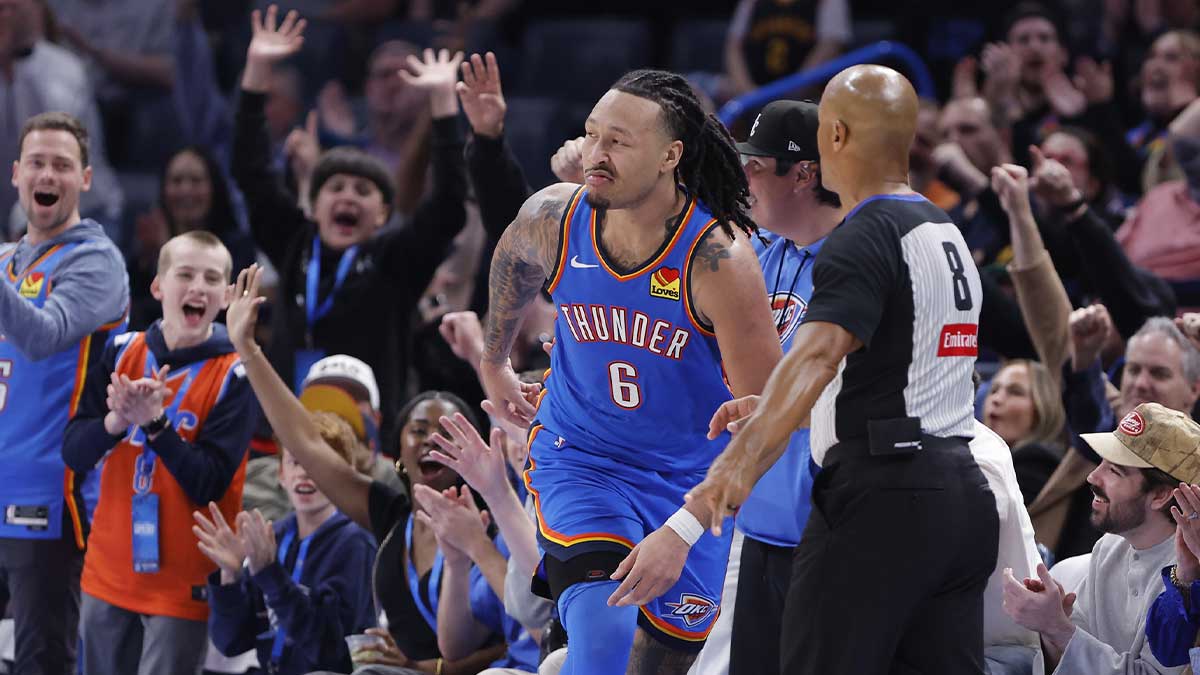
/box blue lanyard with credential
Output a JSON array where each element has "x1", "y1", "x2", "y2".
[
  {"x1": 270, "y1": 527, "x2": 313, "y2": 665},
  {"x1": 132, "y1": 349, "x2": 191, "y2": 495},
  {"x1": 405, "y1": 514, "x2": 443, "y2": 631},
  {"x1": 305, "y1": 236, "x2": 358, "y2": 332}
]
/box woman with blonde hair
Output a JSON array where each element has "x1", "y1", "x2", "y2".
[{"x1": 982, "y1": 359, "x2": 1068, "y2": 505}]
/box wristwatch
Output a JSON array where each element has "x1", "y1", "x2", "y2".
[{"x1": 142, "y1": 413, "x2": 171, "y2": 437}]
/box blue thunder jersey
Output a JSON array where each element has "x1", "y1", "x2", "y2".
[
  {"x1": 734, "y1": 234, "x2": 824, "y2": 547},
  {"x1": 0, "y1": 243, "x2": 125, "y2": 544},
  {"x1": 536, "y1": 187, "x2": 732, "y2": 473}
]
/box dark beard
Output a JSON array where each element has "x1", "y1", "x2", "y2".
[
  {"x1": 584, "y1": 191, "x2": 611, "y2": 210},
  {"x1": 1090, "y1": 497, "x2": 1148, "y2": 535}
]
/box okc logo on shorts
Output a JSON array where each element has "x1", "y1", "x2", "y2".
[
  {"x1": 665, "y1": 593, "x2": 717, "y2": 627},
  {"x1": 650, "y1": 267, "x2": 681, "y2": 301},
  {"x1": 769, "y1": 291, "x2": 806, "y2": 342}
]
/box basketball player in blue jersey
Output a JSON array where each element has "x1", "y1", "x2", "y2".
[
  {"x1": 0, "y1": 112, "x2": 129, "y2": 675},
  {"x1": 689, "y1": 99, "x2": 843, "y2": 675},
  {"x1": 479, "y1": 70, "x2": 783, "y2": 674}
]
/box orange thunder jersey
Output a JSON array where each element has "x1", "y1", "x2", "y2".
[{"x1": 81, "y1": 333, "x2": 247, "y2": 621}]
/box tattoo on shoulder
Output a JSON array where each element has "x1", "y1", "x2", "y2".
[
  {"x1": 524, "y1": 192, "x2": 569, "y2": 270},
  {"x1": 482, "y1": 189, "x2": 570, "y2": 362},
  {"x1": 694, "y1": 227, "x2": 732, "y2": 273}
]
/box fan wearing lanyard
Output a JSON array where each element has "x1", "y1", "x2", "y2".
[
  {"x1": 268, "y1": 525, "x2": 315, "y2": 670},
  {"x1": 406, "y1": 514, "x2": 444, "y2": 631},
  {"x1": 295, "y1": 237, "x2": 358, "y2": 391},
  {"x1": 131, "y1": 350, "x2": 195, "y2": 574}
]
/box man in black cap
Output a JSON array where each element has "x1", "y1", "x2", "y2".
[{"x1": 690, "y1": 99, "x2": 842, "y2": 675}]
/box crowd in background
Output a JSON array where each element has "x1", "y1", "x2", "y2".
[{"x1": 4, "y1": 0, "x2": 1200, "y2": 673}]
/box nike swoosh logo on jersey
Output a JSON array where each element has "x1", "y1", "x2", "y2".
[{"x1": 570, "y1": 255, "x2": 599, "y2": 269}]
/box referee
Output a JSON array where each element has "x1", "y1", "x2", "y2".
[{"x1": 689, "y1": 65, "x2": 999, "y2": 674}]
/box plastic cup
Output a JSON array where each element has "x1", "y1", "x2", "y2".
[{"x1": 345, "y1": 633, "x2": 388, "y2": 669}]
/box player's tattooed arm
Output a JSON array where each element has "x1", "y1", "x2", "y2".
[
  {"x1": 689, "y1": 225, "x2": 782, "y2": 398},
  {"x1": 693, "y1": 226, "x2": 732, "y2": 272},
  {"x1": 482, "y1": 183, "x2": 576, "y2": 364}
]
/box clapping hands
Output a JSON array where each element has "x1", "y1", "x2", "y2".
[
  {"x1": 104, "y1": 366, "x2": 170, "y2": 435},
  {"x1": 412, "y1": 483, "x2": 491, "y2": 569},
  {"x1": 193, "y1": 502, "x2": 246, "y2": 585}
]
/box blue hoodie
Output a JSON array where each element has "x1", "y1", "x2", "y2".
[
  {"x1": 0, "y1": 218, "x2": 127, "y2": 541},
  {"x1": 207, "y1": 510, "x2": 378, "y2": 675}
]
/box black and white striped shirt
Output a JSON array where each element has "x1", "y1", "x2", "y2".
[{"x1": 805, "y1": 194, "x2": 981, "y2": 466}]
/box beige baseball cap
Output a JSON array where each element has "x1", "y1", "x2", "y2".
[{"x1": 1080, "y1": 402, "x2": 1200, "y2": 483}]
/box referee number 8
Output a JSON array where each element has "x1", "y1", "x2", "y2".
[{"x1": 942, "y1": 242, "x2": 973, "y2": 311}]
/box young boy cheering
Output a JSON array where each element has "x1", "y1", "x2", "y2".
[{"x1": 63, "y1": 230, "x2": 255, "y2": 674}]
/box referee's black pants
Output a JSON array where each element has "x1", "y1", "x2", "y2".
[
  {"x1": 781, "y1": 434, "x2": 998, "y2": 675},
  {"x1": 728, "y1": 536, "x2": 794, "y2": 675}
]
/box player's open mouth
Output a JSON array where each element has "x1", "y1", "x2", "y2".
[{"x1": 33, "y1": 191, "x2": 59, "y2": 207}]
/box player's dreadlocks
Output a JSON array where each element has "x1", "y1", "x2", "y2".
[{"x1": 612, "y1": 69, "x2": 756, "y2": 238}]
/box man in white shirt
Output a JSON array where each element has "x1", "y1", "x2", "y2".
[
  {"x1": 1003, "y1": 403, "x2": 1193, "y2": 675},
  {"x1": 971, "y1": 421, "x2": 1046, "y2": 675}
]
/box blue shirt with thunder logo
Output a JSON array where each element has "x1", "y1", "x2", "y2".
[
  {"x1": 734, "y1": 234, "x2": 823, "y2": 547},
  {"x1": 535, "y1": 187, "x2": 732, "y2": 474}
]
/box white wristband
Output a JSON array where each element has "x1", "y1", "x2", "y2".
[{"x1": 665, "y1": 508, "x2": 704, "y2": 547}]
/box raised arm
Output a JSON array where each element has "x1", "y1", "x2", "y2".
[
  {"x1": 380, "y1": 49, "x2": 468, "y2": 292},
  {"x1": 478, "y1": 183, "x2": 575, "y2": 427},
  {"x1": 233, "y1": 5, "x2": 311, "y2": 267},
  {"x1": 991, "y1": 162, "x2": 1073, "y2": 382},
  {"x1": 225, "y1": 265, "x2": 372, "y2": 528}
]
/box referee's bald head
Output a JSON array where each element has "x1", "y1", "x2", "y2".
[{"x1": 816, "y1": 65, "x2": 918, "y2": 196}]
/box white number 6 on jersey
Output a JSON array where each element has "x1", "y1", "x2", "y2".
[{"x1": 608, "y1": 361, "x2": 641, "y2": 410}]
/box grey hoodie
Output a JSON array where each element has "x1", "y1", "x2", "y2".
[{"x1": 0, "y1": 218, "x2": 128, "y2": 361}]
